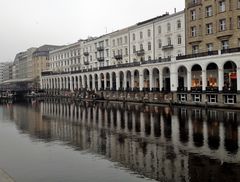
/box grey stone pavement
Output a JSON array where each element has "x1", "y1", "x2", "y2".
[{"x1": 0, "y1": 169, "x2": 14, "y2": 182}]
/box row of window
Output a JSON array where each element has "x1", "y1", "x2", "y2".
[
  {"x1": 190, "y1": 0, "x2": 240, "y2": 21},
  {"x1": 51, "y1": 49, "x2": 80, "y2": 61},
  {"x1": 192, "y1": 39, "x2": 232, "y2": 53},
  {"x1": 190, "y1": 17, "x2": 240, "y2": 37}
]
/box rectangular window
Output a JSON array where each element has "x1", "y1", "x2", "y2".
[
  {"x1": 238, "y1": 0, "x2": 240, "y2": 9},
  {"x1": 238, "y1": 16, "x2": 240, "y2": 28},
  {"x1": 224, "y1": 95, "x2": 237, "y2": 104},
  {"x1": 221, "y1": 40, "x2": 229, "y2": 50},
  {"x1": 191, "y1": 26, "x2": 197, "y2": 37},
  {"x1": 208, "y1": 95, "x2": 218, "y2": 103},
  {"x1": 219, "y1": 19, "x2": 226, "y2": 31},
  {"x1": 192, "y1": 45, "x2": 199, "y2": 54},
  {"x1": 219, "y1": 0, "x2": 226, "y2": 12},
  {"x1": 207, "y1": 43, "x2": 213, "y2": 52},
  {"x1": 191, "y1": 10, "x2": 196, "y2": 20},
  {"x1": 206, "y1": 6, "x2": 213, "y2": 17},
  {"x1": 206, "y1": 23, "x2": 213, "y2": 34},
  {"x1": 124, "y1": 36, "x2": 128, "y2": 44},
  {"x1": 125, "y1": 48, "x2": 128, "y2": 56},
  {"x1": 192, "y1": 94, "x2": 202, "y2": 102}
]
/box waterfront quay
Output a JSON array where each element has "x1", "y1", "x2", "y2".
[{"x1": 0, "y1": 101, "x2": 239, "y2": 182}]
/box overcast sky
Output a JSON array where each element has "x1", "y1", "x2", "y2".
[{"x1": 0, "y1": 0, "x2": 184, "y2": 62}]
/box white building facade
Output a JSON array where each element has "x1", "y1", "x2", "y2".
[{"x1": 41, "y1": 10, "x2": 240, "y2": 105}]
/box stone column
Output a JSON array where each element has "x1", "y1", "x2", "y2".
[
  {"x1": 149, "y1": 73, "x2": 153, "y2": 91},
  {"x1": 78, "y1": 76, "x2": 81, "y2": 90},
  {"x1": 59, "y1": 78, "x2": 62, "y2": 90},
  {"x1": 187, "y1": 70, "x2": 192, "y2": 91},
  {"x1": 218, "y1": 68, "x2": 223, "y2": 91},
  {"x1": 104, "y1": 73, "x2": 107, "y2": 90},
  {"x1": 159, "y1": 71, "x2": 163, "y2": 91},
  {"x1": 92, "y1": 75, "x2": 96, "y2": 91},
  {"x1": 116, "y1": 73, "x2": 120, "y2": 90},
  {"x1": 124, "y1": 72, "x2": 127, "y2": 90},
  {"x1": 70, "y1": 77, "x2": 73, "y2": 91},
  {"x1": 202, "y1": 70, "x2": 206, "y2": 91},
  {"x1": 139, "y1": 72, "x2": 143, "y2": 91},
  {"x1": 170, "y1": 71, "x2": 178, "y2": 92},
  {"x1": 98, "y1": 74, "x2": 101, "y2": 90},
  {"x1": 131, "y1": 72, "x2": 135, "y2": 90},
  {"x1": 110, "y1": 73, "x2": 113, "y2": 90},
  {"x1": 237, "y1": 67, "x2": 240, "y2": 91}
]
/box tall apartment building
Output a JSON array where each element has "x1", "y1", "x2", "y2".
[
  {"x1": 185, "y1": 0, "x2": 240, "y2": 54},
  {"x1": 32, "y1": 45, "x2": 62, "y2": 78},
  {"x1": 3, "y1": 62, "x2": 13, "y2": 81},
  {"x1": 13, "y1": 48, "x2": 37, "y2": 80},
  {"x1": 0, "y1": 62, "x2": 12, "y2": 83}
]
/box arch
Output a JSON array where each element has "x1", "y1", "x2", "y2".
[
  {"x1": 126, "y1": 70, "x2": 132, "y2": 90},
  {"x1": 61, "y1": 77, "x2": 64, "y2": 90},
  {"x1": 106, "y1": 72, "x2": 110, "y2": 90},
  {"x1": 133, "y1": 69, "x2": 140, "y2": 90},
  {"x1": 206, "y1": 63, "x2": 218, "y2": 89},
  {"x1": 162, "y1": 67, "x2": 170, "y2": 92},
  {"x1": 119, "y1": 71, "x2": 124, "y2": 90},
  {"x1": 143, "y1": 68, "x2": 150, "y2": 91},
  {"x1": 152, "y1": 68, "x2": 160, "y2": 91},
  {"x1": 111, "y1": 72, "x2": 117, "y2": 90},
  {"x1": 79, "y1": 76, "x2": 83, "y2": 89},
  {"x1": 68, "y1": 77, "x2": 71, "y2": 90},
  {"x1": 89, "y1": 75, "x2": 93, "y2": 90},
  {"x1": 223, "y1": 61, "x2": 237, "y2": 91},
  {"x1": 178, "y1": 66, "x2": 188, "y2": 91},
  {"x1": 191, "y1": 64, "x2": 202, "y2": 89},
  {"x1": 100, "y1": 73, "x2": 105, "y2": 90},
  {"x1": 75, "y1": 76, "x2": 78, "y2": 90},
  {"x1": 94, "y1": 74, "x2": 98, "y2": 91},
  {"x1": 71, "y1": 76, "x2": 75, "y2": 90},
  {"x1": 84, "y1": 75, "x2": 88, "y2": 89}
]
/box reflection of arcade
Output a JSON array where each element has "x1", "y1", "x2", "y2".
[{"x1": 6, "y1": 102, "x2": 240, "y2": 182}]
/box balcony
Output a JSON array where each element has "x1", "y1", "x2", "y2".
[
  {"x1": 187, "y1": 0, "x2": 202, "y2": 8},
  {"x1": 206, "y1": 86, "x2": 219, "y2": 93},
  {"x1": 176, "y1": 50, "x2": 218, "y2": 60},
  {"x1": 114, "y1": 54, "x2": 123, "y2": 60},
  {"x1": 221, "y1": 47, "x2": 240, "y2": 54},
  {"x1": 84, "y1": 61, "x2": 89, "y2": 65},
  {"x1": 191, "y1": 87, "x2": 202, "y2": 93},
  {"x1": 177, "y1": 87, "x2": 188, "y2": 92},
  {"x1": 141, "y1": 57, "x2": 171, "y2": 65},
  {"x1": 162, "y1": 44, "x2": 174, "y2": 50},
  {"x1": 96, "y1": 46, "x2": 104, "y2": 51},
  {"x1": 136, "y1": 49, "x2": 145, "y2": 56},
  {"x1": 83, "y1": 52, "x2": 89, "y2": 56},
  {"x1": 97, "y1": 57, "x2": 104, "y2": 62},
  {"x1": 222, "y1": 86, "x2": 237, "y2": 93}
]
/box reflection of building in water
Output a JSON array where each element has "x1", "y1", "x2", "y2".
[
  {"x1": 3, "y1": 102, "x2": 240, "y2": 181},
  {"x1": 40, "y1": 102, "x2": 240, "y2": 180},
  {"x1": 41, "y1": 102, "x2": 189, "y2": 181}
]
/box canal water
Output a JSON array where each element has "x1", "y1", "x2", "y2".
[{"x1": 0, "y1": 101, "x2": 239, "y2": 182}]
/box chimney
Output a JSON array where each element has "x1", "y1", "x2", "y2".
[{"x1": 174, "y1": 8, "x2": 176, "y2": 13}]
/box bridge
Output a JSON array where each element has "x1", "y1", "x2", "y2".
[{"x1": 0, "y1": 78, "x2": 37, "y2": 100}]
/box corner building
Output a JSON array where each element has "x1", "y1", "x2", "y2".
[{"x1": 185, "y1": 0, "x2": 240, "y2": 54}]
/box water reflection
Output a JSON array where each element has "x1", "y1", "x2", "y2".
[{"x1": 1, "y1": 101, "x2": 240, "y2": 182}]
